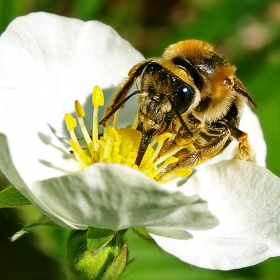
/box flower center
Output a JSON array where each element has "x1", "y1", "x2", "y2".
[{"x1": 64, "y1": 86, "x2": 192, "y2": 184}]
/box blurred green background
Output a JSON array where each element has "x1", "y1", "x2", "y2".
[{"x1": 1, "y1": 0, "x2": 280, "y2": 279}]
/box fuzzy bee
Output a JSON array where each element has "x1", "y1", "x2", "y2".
[{"x1": 99, "y1": 39, "x2": 256, "y2": 171}]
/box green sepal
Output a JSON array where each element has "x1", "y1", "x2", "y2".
[
  {"x1": 67, "y1": 228, "x2": 128, "y2": 280},
  {"x1": 101, "y1": 244, "x2": 128, "y2": 280},
  {"x1": 10, "y1": 215, "x2": 60, "y2": 241},
  {"x1": 0, "y1": 186, "x2": 31, "y2": 208},
  {"x1": 87, "y1": 227, "x2": 116, "y2": 251},
  {"x1": 133, "y1": 227, "x2": 155, "y2": 243}
]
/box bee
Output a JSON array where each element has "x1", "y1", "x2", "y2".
[{"x1": 99, "y1": 39, "x2": 256, "y2": 172}]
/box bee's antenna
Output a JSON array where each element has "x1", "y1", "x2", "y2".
[{"x1": 99, "y1": 90, "x2": 142, "y2": 126}]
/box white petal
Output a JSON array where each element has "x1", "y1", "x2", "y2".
[
  {"x1": 0, "y1": 90, "x2": 81, "y2": 186},
  {"x1": 31, "y1": 163, "x2": 219, "y2": 231},
  {"x1": 151, "y1": 160, "x2": 280, "y2": 270},
  {"x1": 0, "y1": 12, "x2": 143, "y2": 139}
]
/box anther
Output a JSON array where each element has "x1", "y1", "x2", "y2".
[{"x1": 64, "y1": 113, "x2": 78, "y2": 143}]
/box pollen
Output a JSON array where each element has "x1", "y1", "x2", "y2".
[{"x1": 65, "y1": 86, "x2": 192, "y2": 183}]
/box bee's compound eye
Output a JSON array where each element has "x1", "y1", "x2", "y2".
[{"x1": 174, "y1": 84, "x2": 195, "y2": 114}]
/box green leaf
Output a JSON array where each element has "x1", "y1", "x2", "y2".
[
  {"x1": 0, "y1": 186, "x2": 31, "y2": 208},
  {"x1": 10, "y1": 215, "x2": 60, "y2": 241}
]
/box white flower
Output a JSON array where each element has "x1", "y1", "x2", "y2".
[
  {"x1": 0, "y1": 12, "x2": 217, "y2": 231},
  {"x1": 0, "y1": 12, "x2": 280, "y2": 271}
]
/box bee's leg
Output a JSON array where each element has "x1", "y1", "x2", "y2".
[
  {"x1": 229, "y1": 126, "x2": 255, "y2": 162},
  {"x1": 183, "y1": 129, "x2": 231, "y2": 167},
  {"x1": 158, "y1": 129, "x2": 230, "y2": 179}
]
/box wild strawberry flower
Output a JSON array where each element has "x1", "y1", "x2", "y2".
[{"x1": 0, "y1": 12, "x2": 280, "y2": 271}]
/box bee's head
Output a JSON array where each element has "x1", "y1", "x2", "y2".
[{"x1": 139, "y1": 62, "x2": 197, "y2": 122}]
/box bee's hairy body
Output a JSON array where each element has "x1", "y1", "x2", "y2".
[{"x1": 100, "y1": 39, "x2": 256, "y2": 171}]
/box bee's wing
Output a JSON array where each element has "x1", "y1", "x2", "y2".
[{"x1": 233, "y1": 77, "x2": 257, "y2": 109}]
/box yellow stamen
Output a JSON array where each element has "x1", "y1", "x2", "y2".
[
  {"x1": 92, "y1": 85, "x2": 104, "y2": 107},
  {"x1": 175, "y1": 169, "x2": 193, "y2": 177},
  {"x1": 92, "y1": 86, "x2": 104, "y2": 151},
  {"x1": 65, "y1": 85, "x2": 193, "y2": 184},
  {"x1": 154, "y1": 145, "x2": 186, "y2": 166},
  {"x1": 102, "y1": 127, "x2": 118, "y2": 161},
  {"x1": 65, "y1": 113, "x2": 77, "y2": 131},
  {"x1": 74, "y1": 100, "x2": 92, "y2": 147},
  {"x1": 157, "y1": 168, "x2": 192, "y2": 184},
  {"x1": 75, "y1": 100, "x2": 85, "y2": 118},
  {"x1": 113, "y1": 109, "x2": 120, "y2": 128},
  {"x1": 151, "y1": 156, "x2": 178, "y2": 177},
  {"x1": 131, "y1": 114, "x2": 139, "y2": 129},
  {"x1": 69, "y1": 139, "x2": 91, "y2": 169},
  {"x1": 149, "y1": 132, "x2": 173, "y2": 163}
]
